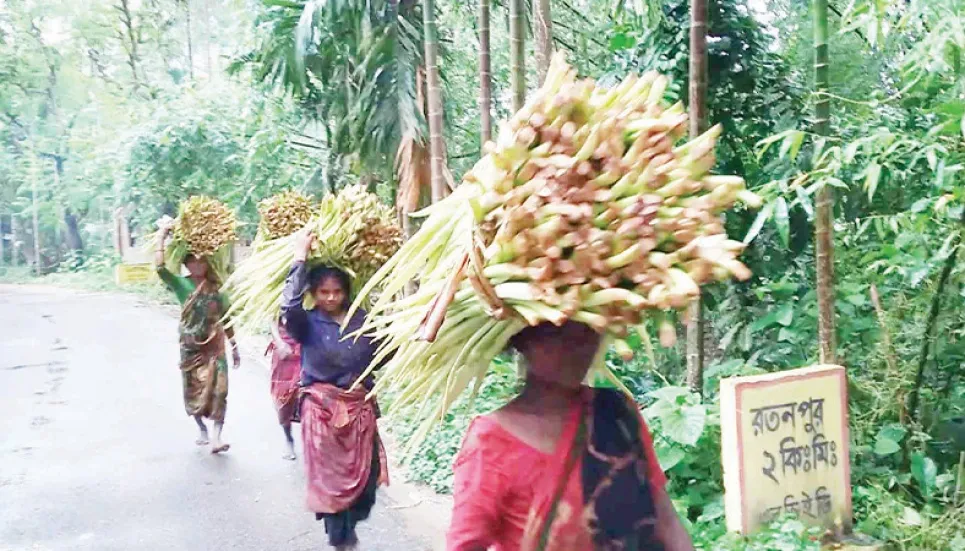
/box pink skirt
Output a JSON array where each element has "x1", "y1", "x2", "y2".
[
  {"x1": 301, "y1": 383, "x2": 388, "y2": 514},
  {"x1": 268, "y1": 340, "x2": 301, "y2": 424}
]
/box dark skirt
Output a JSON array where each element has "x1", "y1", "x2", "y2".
[{"x1": 315, "y1": 435, "x2": 381, "y2": 547}]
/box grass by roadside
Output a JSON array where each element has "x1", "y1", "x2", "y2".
[
  {"x1": 0, "y1": 265, "x2": 175, "y2": 306},
  {"x1": 0, "y1": 264, "x2": 278, "y2": 363}
]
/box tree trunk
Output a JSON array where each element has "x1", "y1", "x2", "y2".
[
  {"x1": 117, "y1": 0, "x2": 142, "y2": 87},
  {"x1": 0, "y1": 213, "x2": 5, "y2": 265},
  {"x1": 533, "y1": 0, "x2": 553, "y2": 84},
  {"x1": 402, "y1": 211, "x2": 417, "y2": 296},
  {"x1": 20, "y1": 229, "x2": 37, "y2": 270},
  {"x1": 509, "y1": 0, "x2": 526, "y2": 112},
  {"x1": 908, "y1": 208, "x2": 965, "y2": 422},
  {"x1": 870, "y1": 284, "x2": 907, "y2": 423},
  {"x1": 423, "y1": 0, "x2": 448, "y2": 202},
  {"x1": 11, "y1": 215, "x2": 19, "y2": 267},
  {"x1": 63, "y1": 209, "x2": 84, "y2": 255},
  {"x1": 183, "y1": 0, "x2": 194, "y2": 80},
  {"x1": 685, "y1": 0, "x2": 709, "y2": 395},
  {"x1": 813, "y1": 0, "x2": 837, "y2": 364},
  {"x1": 51, "y1": 158, "x2": 83, "y2": 255},
  {"x1": 200, "y1": 0, "x2": 215, "y2": 76},
  {"x1": 31, "y1": 158, "x2": 41, "y2": 274},
  {"x1": 478, "y1": 0, "x2": 493, "y2": 147},
  {"x1": 114, "y1": 208, "x2": 132, "y2": 258}
]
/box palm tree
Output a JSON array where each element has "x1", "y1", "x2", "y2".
[
  {"x1": 234, "y1": 0, "x2": 427, "y2": 191},
  {"x1": 685, "y1": 0, "x2": 708, "y2": 393},
  {"x1": 533, "y1": 0, "x2": 553, "y2": 84},
  {"x1": 813, "y1": 0, "x2": 836, "y2": 363},
  {"x1": 478, "y1": 0, "x2": 492, "y2": 146},
  {"x1": 422, "y1": 0, "x2": 448, "y2": 202},
  {"x1": 509, "y1": 0, "x2": 526, "y2": 111},
  {"x1": 395, "y1": 67, "x2": 431, "y2": 229}
]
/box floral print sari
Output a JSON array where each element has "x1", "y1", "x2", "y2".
[{"x1": 158, "y1": 267, "x2": 230, "y2": 422}]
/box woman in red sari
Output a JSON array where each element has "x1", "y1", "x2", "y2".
[
  {"x1": 447, "y1": 321, "x2": 694, "y2": 551},
  {"x1": 268, "y1": 318, "x2": 301, "y2": 460}
]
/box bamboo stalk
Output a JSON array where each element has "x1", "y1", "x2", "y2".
[
  {"x1": 423, "y1": 0, "x2": 449, "y2": 202},
  {"x1": 509, "y1": 0, "x2": 526, "y2": 112},
  {"x1": 478, "y1": 0, "x2": 493, "y2": 146}
]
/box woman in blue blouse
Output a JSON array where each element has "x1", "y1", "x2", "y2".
[{"x1": 280, "y1": 230, "x2": 387, "y2": 551}]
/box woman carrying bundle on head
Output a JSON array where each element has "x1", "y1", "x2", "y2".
[
  {"x1": 280, "y1": 229, "x2": 388, "y2": 551},
  {"x1": 446, "y1": 321, "x2": 693, "y2": 550},
  {"x1": 267, "y1": 316, "x2": 301, "y2": 460},
  {"x1": 154, "y1": 217, "x2": 240, "y2": 454},
  {"x1": 344, "y1": 54, "x2": 756, "y2": 551}
]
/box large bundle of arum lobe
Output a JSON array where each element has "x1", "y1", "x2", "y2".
[
  {"x1": 179, "y1": 196, "x2": 238, "y2": 257},
  {"x1": 340, "y1": 185, "x2": 405, "y2": 285},
  {"x1": 146, "y1": 196, "x2": 237, "y2": 283},
  {"x1": 222, "y1": 185, "x2": 402, "y2": 332},
  {"x1": 348, "y1": 53, "x2": 760, "y2": 453},
  {"x1": 257, "y1": 190, "x2": 316, "y2": 241}
]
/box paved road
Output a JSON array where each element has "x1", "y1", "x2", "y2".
[{"x1": 0, "y1": 285, "x2": 432, "y2": 551}]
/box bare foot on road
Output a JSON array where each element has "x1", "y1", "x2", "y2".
[{"x1": 283, "y1": 442, "x2": 296, "y2": 460}]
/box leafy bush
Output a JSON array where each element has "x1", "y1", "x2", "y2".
[
  {"x1": 852, "y1": 483, "x2": 965, "y2": 551},
  {"x1": 691, "y1": 516, "x2": 823, "y2": 551},
  {"x1": 383, "y1": 356, "x2": 520, "y2": 494},
  {"x1": 0, "y1": 266, "x2": 35, "y2": 283},
  {"x1": 641, "y1": 385, "x2": 724, "y2": 521}
]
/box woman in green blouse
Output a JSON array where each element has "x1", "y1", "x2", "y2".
[{"x1": 155, "y1": 220, "x2": 240, "y2": 454}]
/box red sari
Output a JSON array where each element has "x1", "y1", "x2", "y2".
[
  {"x1": 267, "y1": 322, "x2": 301, "y2": 425},
  {"x1": 447, "y1": 388, "x2": 667, "y2": 551}
]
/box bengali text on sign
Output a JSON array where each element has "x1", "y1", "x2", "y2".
[{"x1": 721, "y1": 365, "x2": 852, "y2": 534}]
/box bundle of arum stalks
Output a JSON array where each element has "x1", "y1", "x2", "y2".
[
  {"x1": 339, "y1": 185, "x2": 405, "y2": 285},
  {"x1": 144, "y1": 197, "x2": 237, "y2": 283},
  {"x1": 256, "y1": 190, "x2": 316, "y2": 241},
  {"x1": 347, "y1": 53, "x2": 761, "y2": 454},
  {"x1": 222, "y1": 185, "x2": 402, "y2": 332}
]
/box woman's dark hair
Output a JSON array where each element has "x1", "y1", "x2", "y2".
[
  {"x1": 509, "y1": 323, "x2": 555, "y2": 352},
  {"x1": 183, "y1": 253, "x2": 221, "y2": 286},
  {"x1": 307, "y1": 265, "x2": 352, "y2": 309},
  {"x1": 509, "y1": 321, "x2": 597, "y2": 353}
]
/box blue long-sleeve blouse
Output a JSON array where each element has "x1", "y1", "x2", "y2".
[{"x1": 280, "y1": 261, "x2": 379, "y2": 389}]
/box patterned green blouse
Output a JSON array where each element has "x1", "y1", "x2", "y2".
[{"x1": 157, "y1": 266, "x2": 230, "y2": 371}]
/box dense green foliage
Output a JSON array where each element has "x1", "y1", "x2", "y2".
[{"x1": 3, "y1": 0, "x2": 965, "y2": 548}]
